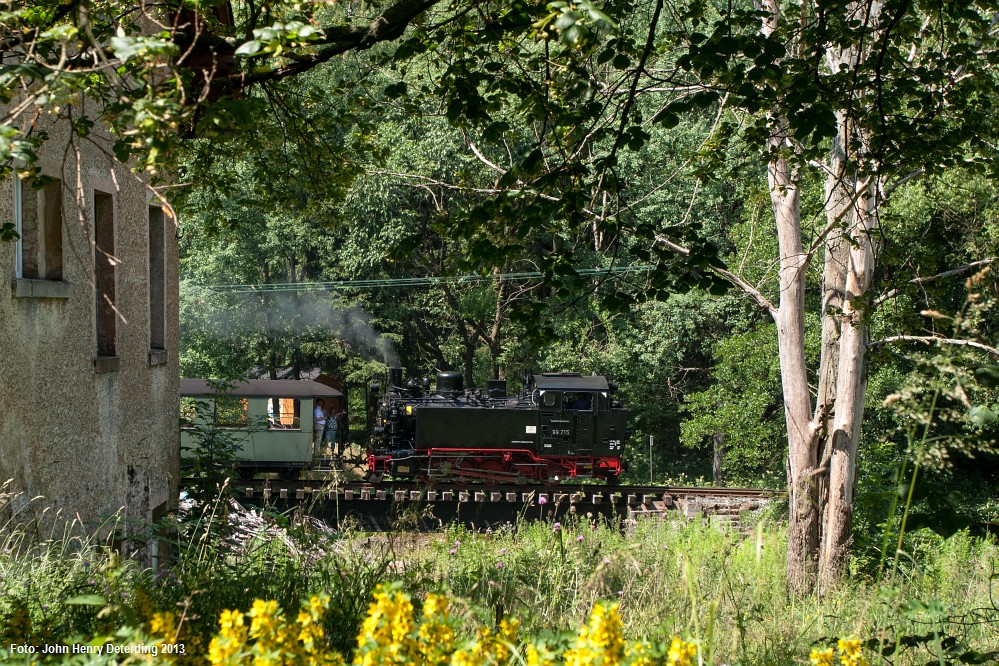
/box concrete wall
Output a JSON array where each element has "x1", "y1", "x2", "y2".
[{"x1": 0, "y1": 113, "x2": 179, "y2": 535}]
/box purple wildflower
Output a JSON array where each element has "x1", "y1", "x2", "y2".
[
  {"x1": 449, "y1": 548, "x2": 457, "y2": 555},
  {"x1": 538, "y1": 496, "x2": 548, "y2": 505},
  {"x1": 553, "y1": 522, "x2": 561, "y2": 531},
  {"x1": 576, "y1": 535, "x2": 584, "y2": 542}
]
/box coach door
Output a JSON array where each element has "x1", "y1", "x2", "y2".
[{"x1": 561, "y1": 392, "x2": 594, "y2": 455}]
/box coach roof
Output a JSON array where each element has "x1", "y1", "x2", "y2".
[{"x1": 180, "y1": 378, "x2": 344, "y2": 399}]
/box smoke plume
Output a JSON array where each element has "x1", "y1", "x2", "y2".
[{"x1": 182, "y1": 284, "x2": 400, "y2": 366}]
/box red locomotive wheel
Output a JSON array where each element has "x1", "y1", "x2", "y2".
[{"x1": 478, "y1": 459, "x2": 510, "y2": 483}]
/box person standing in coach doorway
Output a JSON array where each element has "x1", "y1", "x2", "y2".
[{"x1": 313, "y1": 398, "x2": 328, "y2": 456}]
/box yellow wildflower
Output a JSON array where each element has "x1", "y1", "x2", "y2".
[
  {"x1": 149, "y1": 611, "x2": 177, "y2": 641},
  {"x1": 810, "y1": 647, "x2": 835, "y2": 666},
  {"x1": 354, "y1": 586, "x2": 418, "y2": 665},
  {"x1": 208, "y1": 597, "x2": 342, "y2": 666},
  {"x1": 249, "y1": 600, "x2": 281, "y2": 640},
  {"x1": 297, "y1": 595, "x2": 328, "y2": 650},
  {"x1": 450, "y1": 649, "x2": 476, "y2": 666},
  {"x1": 564, "y1": 602, "x2": 625, "y2": 666},
  {"x1": 667, "y1": 637, "x2": 697, "y2": 666},
  {"x1": 526, "y1": 643, "x2": 558, "y2": 666},
  {"x1": 837, "y1": 638, "x2": 868, "y2": 666},
  {"x1": 625, "y1": 640, "x2": 655, "y2": 666},
  {"x1": 208, "y1": 609, "x2": 247, "y2": 666},
  {"x1": 451, "y1": 619, "x2": 520, "y2": 666},
  {"x1": 417, "y1": 594, "x2": 454, "y2": 666}
]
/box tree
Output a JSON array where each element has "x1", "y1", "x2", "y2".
[{"x1": 644, "y1": 0, "x2": 999, "y2": 591}]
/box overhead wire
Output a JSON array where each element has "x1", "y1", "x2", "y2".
[{"x1": 190, "y1": 265, "x2": 655, "y2": 294}]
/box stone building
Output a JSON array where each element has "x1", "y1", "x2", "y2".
[{"x1": 0, "y1": 117, "x2": 179, "y2": 537}]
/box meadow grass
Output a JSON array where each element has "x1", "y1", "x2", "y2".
[
  {"x1": 0, "y1": 493, "x2": 996, "y2": 665},
  {"x1": 394, "y1": 515, "x2": 998, "y2": 664}
]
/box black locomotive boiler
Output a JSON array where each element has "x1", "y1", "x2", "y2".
[{"x1": 366, "y1": 369, "x2": 629, "y2": 484}]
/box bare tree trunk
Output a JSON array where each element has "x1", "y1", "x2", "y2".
[
  {"x1": 815, "y1": 22, "x2": 876, "y2": 589},
  {"x1": 819, "y1": 180, "x2": 877, "y2": 587},
  {"x1": 462, "y1": 340, "x2": 476, "y2": 389},
  {"x1": 814, "y1": 110, "x2": 853, "y2": 533},
  {"x1": 289, "y1": 259, "x2": 302, "y2": 380},
  {"x1": 411, "y1": 316, "x2": 449, "y2": 370},
  {"x1": 439, "y1": 284, "x2": 478, "y2": 388},
  {"x1": 262, "y1": 261, "x2": 280, "y2": 391},
  {"x1": 769, "y1": 147, "x2": 820, "y2": 594},
  {"x1": 817, "y1": 111, "x2": 853, "y2": 422},
  {"x1": 758, "y1": 0, "x2": 820, "y2": 595}
]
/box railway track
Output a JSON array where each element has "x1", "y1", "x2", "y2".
[{"x1": 191, "y1": 478, "x2": 782, "y2": 531}]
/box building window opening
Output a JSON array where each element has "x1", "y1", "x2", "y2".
[
  {"x1": 267, "y1": 398, "x2": 301, "y2": 430},
  {"x1": 94, "y1": 190, "x2": 116, "y2": 357},
  {"x1": 14, "y1": 175, "x2": 63, "y2": 280},
  {"x1": 148, "y1": 206, "x2": 165, "y2": 350}
]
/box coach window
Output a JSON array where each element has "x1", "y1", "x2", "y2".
[
  {"x1": 542, "y1": 392, "x2": 558, "y2": 407},
  {"x1": 267, "y1": 398, "x2": 301, "y2": 430},
  {"x1": 215, "y1": 396, "x2": 249, "y2": 428},
  {"x1": 180, "y1": 397, "x2": 199, "y2": 428}
]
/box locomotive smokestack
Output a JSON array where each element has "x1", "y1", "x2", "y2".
[{"x1": 389, "y1": 367, "x2": 403, "y2": 389}]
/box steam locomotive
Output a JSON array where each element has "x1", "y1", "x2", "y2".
[{"x1": 366, "y1": 368, "x2": 629, "y2": 484}]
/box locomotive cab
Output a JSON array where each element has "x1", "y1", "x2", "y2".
[{"x1": 535, "y1": 374, "x2": 626, "y2": 460}]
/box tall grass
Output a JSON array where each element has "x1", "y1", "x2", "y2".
[
  {"x1": 0, "y1": 487, "x2": 137, "y2": 643},
  {"x1": 394, "y1": 516, "x2": 998, "y2": 665},
  {"x1": 0, "y1": 486, "x2": 396, "y2": 657},
  {"x1": 1, "y1": 485, "x2": 996, "y2": 665}
]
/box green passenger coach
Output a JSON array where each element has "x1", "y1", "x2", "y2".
[{"x1": 180, "y1": 378, "x2": 345, "y2": 478}]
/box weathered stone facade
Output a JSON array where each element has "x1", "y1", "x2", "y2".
[{"x1": 0, "y1": 114, "x2": 179, "y2": 534}]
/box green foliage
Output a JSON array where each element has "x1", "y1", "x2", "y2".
[{"x1": 680, "y1": 323, "x2": 787, "y2": 486}]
